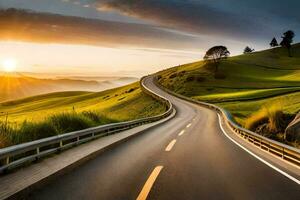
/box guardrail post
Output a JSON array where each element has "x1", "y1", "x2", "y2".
[
  {"x1": 59, "y1": 141, "x2": 63, "y2": 148},
  {"x1": 36, "y1": 147, "x2": 40, "y2": 160},
  {"x1": 260, "y1": 139, "x2": 262, "y2": 148},
  {"x1": 282, "y1": 148, "x2": 284, "y2": 159},
  {"x1": 5, "y1": 156, "x2": 10, "y2": 165}
]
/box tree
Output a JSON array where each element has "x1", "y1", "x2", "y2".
[
  {"x1": 244, "y1": 46, "x2": 254, "y2": 54},
  {"x1": 280, "y1": 30, "x2": 295, "y2": 57},
  {"x1": 270, "y1": 37, "x2": 278, "y2": 47},
  {"x1": 203, "y1": 46, "x2": 230, "y2": 73}
]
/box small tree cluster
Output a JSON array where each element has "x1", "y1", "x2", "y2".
[
  {"x1": 270, "y1": 30, "x2": 295, "y2": 57},
  {"x1": 244, "y1": 46, "x2": 255, "y2": 54},
  {"x1": 270, "y1": 37, "x2": 278, "y2": 47},
  {"x1": 280, "y1": 30, "x2": 295, "y2": 57},
  {"x1": 203, "y1": 46, "x2": 230, "y2": 74}
]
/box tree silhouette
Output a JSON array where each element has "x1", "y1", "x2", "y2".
[
  {"x1": 244, "y1": 46, "x2": 254, "y2": 54},
  {"x1": 280, "y1": 30, "x2": 295, "y2": 57},
  {"x1": 270, "y1": 37, "x2": 278, "y2": 47},
  {"x1": 203, "y1": 46, "x2": 230, "y2": 73}
]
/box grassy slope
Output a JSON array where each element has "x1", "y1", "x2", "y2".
[
  {"x1": 0, "y1": 82, "x2": 166, "y2": 126},
  {"x1": 158, "y1": 43, "x2": 300, "y2": 126}
]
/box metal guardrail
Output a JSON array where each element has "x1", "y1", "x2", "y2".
[
  {"x1": 154, "y1": 76, "x2": 300, "y2": 167},
  {"x1": 0, "y1": 77, "x2": 173, "y2": 173}
]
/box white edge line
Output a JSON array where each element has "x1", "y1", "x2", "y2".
[{"x1": 217, "y1": 114, "x2": 300, "y2": 185}]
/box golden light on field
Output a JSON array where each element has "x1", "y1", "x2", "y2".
[{"x1": 2, "y1": 58, "x2": 17, "y2": 72}]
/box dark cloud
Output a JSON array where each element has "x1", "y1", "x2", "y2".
[
  {"x1": 0, "y1": 9, "x2": 205, "y2": 50},
  {"x1": 1, "y1": 0, "x2": 299, "y2": 54},
  {"x1": 96, "y1": 0, "x2": 271, "y2": 40},
  {"x1": 96, "y1": 0, "x2": 299, "y2": 41},
  {"x1": 209, "y1": 0, "x2": 300, "y2": 21}
]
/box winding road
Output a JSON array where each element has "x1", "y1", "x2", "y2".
[{"x1": 24, "y1": 76, "x2": 300, "y2": 200}]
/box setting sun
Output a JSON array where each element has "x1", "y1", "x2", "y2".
[{"x1": 2, "y1": 58, "x2": 17, "y2": 72}]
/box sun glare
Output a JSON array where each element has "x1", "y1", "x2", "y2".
[{"x1": 2, "y1": 58, "x2": 17, "y2": 72}]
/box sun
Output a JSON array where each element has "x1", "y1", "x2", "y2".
[{"x1": 2, "y1": 58, "x2": 17, "y2": 72}]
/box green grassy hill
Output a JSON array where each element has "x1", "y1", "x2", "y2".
[
  {"x1": 158, "y1": 44, "x2": 300, "y2": 146},
  {"x1": 0, "y1": 82, "x2": 165, "y2": 123},
  {"x1": 0, "y1": 82, "x2": 166, "y2": 147}
]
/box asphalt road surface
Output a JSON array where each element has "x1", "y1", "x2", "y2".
[{"x1": 24, "y1": 76, "x2": 300, "y2": 200}]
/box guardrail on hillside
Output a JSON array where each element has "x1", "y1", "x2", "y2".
[
  {"x1": 0, "y1": 77, "x2": 173, "y2": 174},
  {"x1": 154, "y1": 76, "x2": 300, "y2": 167}
]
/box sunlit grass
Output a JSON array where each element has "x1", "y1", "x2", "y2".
[
  {"x1": 0, "y1": 82, "x2": 165, "y2": 124},
  {"x1": 244, "y1": 102, "x2": 283, "y2": 132},
  {"x1": 194, "y1": 87, "x2": 300, "y2": 102},
  {"x1": 218, "y1": 91, "x2": 300, "y2": 126},
  {"x1": 0, "y1": 111, "x2": 116, "y2": 148},
  {"x1": 0, "y1": 82, "x2": 166, "y2": 147}
]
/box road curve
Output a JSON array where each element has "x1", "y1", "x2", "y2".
[{"x1": 24, "y1": 76, "x2": 300, "y2": 200}]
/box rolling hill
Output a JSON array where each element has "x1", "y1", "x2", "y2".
[
  {"x1": 157, "y1": 43, "x2": 300, "y2": 145},
  {"x1": 0, "y1": 82, "x2": 165, "y2": 147},
  {"x1": 0, "y1": 82, "x2": 165, "y2": 124}
]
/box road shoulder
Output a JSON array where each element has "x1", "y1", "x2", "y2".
[{"x1": 218, "y1": 112, "x2": 300, "y2": 180}]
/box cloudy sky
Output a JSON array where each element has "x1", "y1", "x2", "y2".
[{"x1": 0, "y1": 0, "x2": 299, "y2": 76}]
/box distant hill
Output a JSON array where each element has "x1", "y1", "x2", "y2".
[
  {"x1": 0, "y1": 74, "x2": 138, "y2": 102},
  {"x1": 56, "y1": 76, "x2": 138, "y2": 85}
]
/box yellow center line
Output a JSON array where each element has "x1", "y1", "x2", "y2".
[
  {"x1": 178, "y1": 130, "x2": 185, "y2": 136},
  {"x1": 186, "y1": 123, "x2": 192, "y2": 128},
  {"x1": 136, "y1": 166, "x2": 164, "y2": 200},
  {"x1": 165, "y1": 139, "x2": 177, "y2": 151}
]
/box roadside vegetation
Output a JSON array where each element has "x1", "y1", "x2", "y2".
[
  {"x1": 157, "y1": 38, "x2": 300, "y2": 147},
  {"x1": 0, "y1": 82, "x2": 166, "y2": 148},
  {"x1": 242, "y1": 102, "x2": 293, "y2": 143}
]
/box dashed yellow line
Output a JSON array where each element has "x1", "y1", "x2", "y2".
[
  {"x1": 165, "y1": 139, "x2": 177, "y2": 151},
  {"x1": 186, "y1": 123, "x2": 192, "y2": 128},
  {"x1": 136, "y1": 166, "x2": 164, "y2": 200},
  {"x1": 178, "y1": 130, "x2": 185, "y2": 136}
]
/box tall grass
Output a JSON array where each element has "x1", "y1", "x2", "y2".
[
  {"x1": 245, "y1": 102, "x2": 284, "y2": 133},
  {"x1": 0, "y1": 111, "x2": 116, "y2": 148}
]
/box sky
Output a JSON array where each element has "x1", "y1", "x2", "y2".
[{"x1": 0, "y1": 0, "x2": 299, "y2": 76}]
